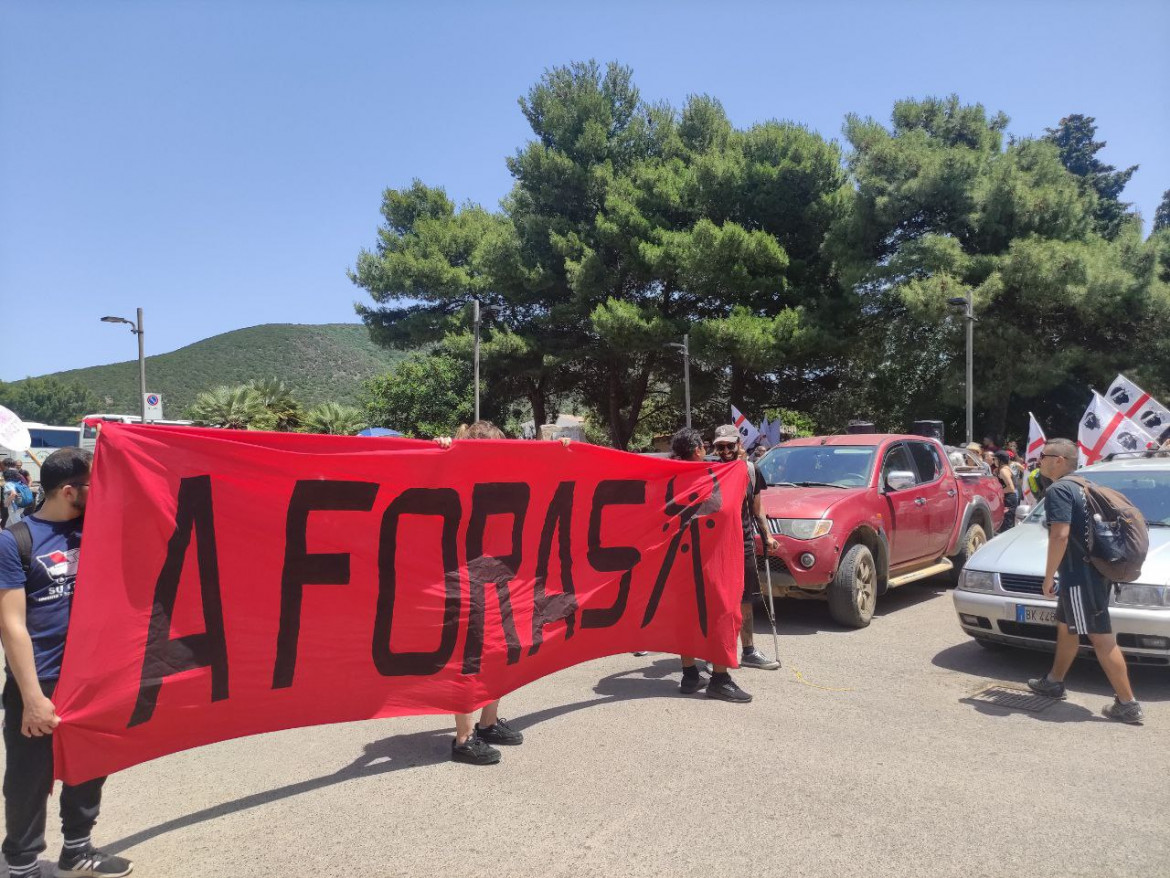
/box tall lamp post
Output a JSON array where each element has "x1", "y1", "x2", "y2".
[
  {"x1": 101, "y1": 308, "x2": 147, "y2": 423},
  {"x1": 666, "y1": 333, "x2": 692, "y2": 429},
  {"x1": 472, "y1": 300, "x2": 481, "y2": 423},
  {"x1": 947, "y1": 293, "x2": 974, "y2": 445}
]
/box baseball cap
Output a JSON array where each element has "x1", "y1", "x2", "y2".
[{"x1": 713, "y1": 425, "x2": 739, "y2": 445}]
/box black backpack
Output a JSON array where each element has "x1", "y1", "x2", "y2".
[{"x1": 8, "y1": 520, "x2": 33, "y2": 577}]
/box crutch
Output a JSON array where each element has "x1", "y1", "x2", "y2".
[{"x1": 754, "y1": 516, "x2": 781, "y2": 660}]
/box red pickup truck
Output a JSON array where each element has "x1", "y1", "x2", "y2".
[{"x1": 753, "y1": 434, "x2": 1004, "y2": 627}]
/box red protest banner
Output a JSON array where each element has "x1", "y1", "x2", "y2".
[{"x1": 52, "y1": 424, "x2": 747, "y2": 784}]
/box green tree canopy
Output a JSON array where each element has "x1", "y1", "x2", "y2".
[
  {"x1": 1154, "y1": 189, "x2": 1170, "y2": 233},
  {"x1": 362, "y1": 351, "x2": 476, "y2": 438},
  {"x1": 0, "y1": 377, "x2": 101, "y2": 425},
  {"x1": 1044, "y1": 114, "x2": 1138, "y2": 240},
  {"x1": 834, "y1": 96, "x2": 1164, "y2": 437}
]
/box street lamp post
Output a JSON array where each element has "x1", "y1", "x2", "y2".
[
  {"x1": 473, "y1": 299, "x2": 481, "y2": 423},
  {"x1": 947, "y1": 293, "x2": 974, "y2": 445},
  {"x1": 101, "y1": 308, "x2": 147, "y2": 423},
  {"x1": 666, "y1": 333, "x2": 692, "y2": 429}
]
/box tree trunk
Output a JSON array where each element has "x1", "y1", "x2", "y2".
[
  {"x1": 528, "y1": 379, "x2": 547, "y2": 433},
  {"x1": 607, "y1": 366, "x2": 628, "y2": 449}
]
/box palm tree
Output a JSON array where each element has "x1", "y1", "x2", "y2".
[
  {"x1": 189, "y1": 385, "x2": 266, "y2": 430},
  {"x1": 302, "y1": 402, "x2": 366, "y2": 435},
  {"x1": 246, "y1": 377, "x2": 302, "y2": 431},
  {"x1": 246, "y1": 377, "x2": 295, "y2": 409}
]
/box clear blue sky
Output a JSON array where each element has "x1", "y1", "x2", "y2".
[{"x1": 2, "y1": 0, "x2": 1167, "y2": 381}]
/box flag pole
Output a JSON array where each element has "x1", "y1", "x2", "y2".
[{"x1": 753, "y1": 516, "x2": 780, "y2": 661}]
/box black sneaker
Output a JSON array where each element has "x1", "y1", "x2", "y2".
[
  {"x1": 476, "y1": 718, "x2": 523, "y2": 745},
  {"x1": 451, "y1": 735, "x2": 501, "y2": 765},
  {"x1": 57, "y1": 845, "x2": 133, "y2": 878},
  {"x1": 740, "y1": 646, "x2": 781, "y2": 670},
  {"x1": 1102, "y1": 698, "x2": 1145, "y2": 725},
  {"x1": 1026, "y1": 675, "x2": 1067, "y2": 700},
  {"x1": 706, "y1": 675, "x2": 753, "y2": 703},
  {"x1": 679, "y1": 672, "x2": 707, "y2": 694}
]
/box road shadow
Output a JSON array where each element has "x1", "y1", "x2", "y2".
[
  {"x1": 101, "y1": 727, "x2": 453, "y2": 855},
  {"x1": 934, "y1": 640, "x2": 1170, "y2": 703},
  {"x1": 752, "y1": 575, "x2": 950, "y2": 636},
  {"x1": 957, "y1": 695, "x2": 1109, "y2": 724},
  {"x1": 100, "y1": 659, "x2": 688, "y2": 854},
  {"x1": 510, "y1": 658, "x2": 717, "y2": 732}
]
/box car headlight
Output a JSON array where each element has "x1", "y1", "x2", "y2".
[
  {"x1": 958, "y1": 569, "x2": 998, "y2": 592},
  {"x1": 1113, "y1": 584, "x2": 1170, "y2": 608},
  {"x1": 770, "y1": 518, "x2": 832, "y2": 540}
]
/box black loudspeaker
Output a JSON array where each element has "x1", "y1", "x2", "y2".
[
  {"x1": 846, "y1": 420, "x2": 876, "y2": 434},
  {"x1": 912, "y1": 420, "x2": 945, "y2": 443}
]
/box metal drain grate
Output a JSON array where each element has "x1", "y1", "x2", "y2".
[{"x1": 969, "y1": 685, "x2": 1058, "y2": 712}]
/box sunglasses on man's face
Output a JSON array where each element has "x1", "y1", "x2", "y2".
[{"x1": 1039, "y1": 453, "x2": 1070, "y2": 461}]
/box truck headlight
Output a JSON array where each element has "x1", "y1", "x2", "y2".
[
  {"x1": 769, "y1": 519, "x2": 832, "y2": 540},
  {"x1": 1113, "y1": 584, "x2": 1170, "y2": 608},
  {"x1": 958, "y1": 569, "x2": 998, "y2": 592}
]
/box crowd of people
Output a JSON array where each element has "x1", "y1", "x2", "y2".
[{"x1": 0, "y1": 422, "x2": 1149, "y2": 877}]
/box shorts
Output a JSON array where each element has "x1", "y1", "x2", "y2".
[
  {"x1": 1055, "y1": 577, "x2": 1112, "y2": 635},
  {"x1": 742, "y1": 551, "x2": 761, "y2": 603}
]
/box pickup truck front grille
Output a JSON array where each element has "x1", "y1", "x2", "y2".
[{"x1": 1000, "y1": 573, "x2": 1045, "y2": 595}]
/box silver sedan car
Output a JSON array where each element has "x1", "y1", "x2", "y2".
[{"x1": 953, "y1": 454, "x2": 1170, "y2": 666}]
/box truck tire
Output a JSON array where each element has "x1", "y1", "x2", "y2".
[
  {"x1": 828, "y1": 543, "x2": 877, "y2": 628},
  {"x1": 948, "y1": 523, "x2": 988, "y2": 585}
]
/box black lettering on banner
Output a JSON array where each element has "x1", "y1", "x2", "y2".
[
  {"x1": 462, "y1": 483, "x2": 529, "y2": 674},
  {"x1": 129, "y1": 475, "x2": 229, "y2": 728},
  {"x1": 581, "y1": 480, "x2": 645, "y2": 629},
  {"x1": 642, "y1": 469, "x2": 723, "y2": 635},
  {"x1": 528, "y1": 481, "x2": 578, "y2": 656},
  {"x1": 271, "y1": 480, "x2": 379, "y2": 689},
  {"x1": 372, "y1": 487, "x2": 462, "y2": 677}
]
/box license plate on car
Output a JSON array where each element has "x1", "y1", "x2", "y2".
[{"x1": 1016, "y1": 605, "x2": 1056, "y2": 625}]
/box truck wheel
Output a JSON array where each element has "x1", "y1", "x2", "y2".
[
  {"x1": 828, "y1": 544, "x2": 877, "y2": 628},
  {"x1": 949, "y1": 523, "x2": 988, "y2": 585}
]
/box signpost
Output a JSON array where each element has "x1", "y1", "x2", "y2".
[{"x1": 144, "y1": 393, "x2": 162, "y2": 421}]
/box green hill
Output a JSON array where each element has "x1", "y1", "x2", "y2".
[{"x1": 29, "y1": 323, "x2": 409, "y2": 416}]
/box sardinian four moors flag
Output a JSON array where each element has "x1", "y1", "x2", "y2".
[
  {"x1": 1022, "y1": 413, "x2": 1047, "y2": 504},
  {"x1": 1077, "y1": 392, "x2": 1156, "y2": 467},
  {"x1": 730, "y1": 405, "x2": 760, "y2": 448},
  {"x1": 1026, "y1": 412, "x2": 1047, "y2": 466},
  {"x1": 1106, "y1": 374, "x2": 1170, "y2": 443},
  {"x1": 52, "y1": 424, "x2": 748, "y2": 784}
]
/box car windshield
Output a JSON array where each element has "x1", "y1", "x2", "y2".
[
  {"x1": 1027, "y1": 469, "x2": 1170, "y2": 526},
  {"x1": 757, "y1": 445, "x2": 876, "y2": 488}
]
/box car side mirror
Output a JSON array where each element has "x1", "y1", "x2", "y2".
[{"x1": 885, "y1": 470, "x2": 916, "y2": 492}]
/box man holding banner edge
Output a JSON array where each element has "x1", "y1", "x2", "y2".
[{"x1": 0, "y1": 448, "x2": 133, "y2": 878}]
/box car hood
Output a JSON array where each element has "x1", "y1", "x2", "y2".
[
  {"x1": 968, "y1": 522, "x2": 1170, "y2": 583},
  {"x1": 760, "y1": 485, "x2": 868, "y2": 520}
]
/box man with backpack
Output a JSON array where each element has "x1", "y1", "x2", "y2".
[
  {"x1": 1, "y1": 467, "x2": 35, "y2": 529},
  {"x1": 1026, "y1": 438, "x2": 1144, "y2": 724},
  {"x1": 0, "y1": 447, "x2": 134, "y2": 877}
]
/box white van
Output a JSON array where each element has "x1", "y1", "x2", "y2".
[
  {"x1": 79, "y1": 414, "x2": 194, "y2": 452},
  {"x1": 0, "y1": 422, "x2": 82, "y2": 485}
]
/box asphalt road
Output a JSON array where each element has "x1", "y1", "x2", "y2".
[{"x1": 12, "y1": 580, "x2": 1170, "y2": 878}]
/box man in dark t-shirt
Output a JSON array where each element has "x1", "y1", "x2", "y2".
[
  {"x1": 711, "y1": 424, "x2": 781, "y2": 670},
  {"x1": 1025, "y1": 439, "x2": 1143, "y2": 724},
  {"x1": 0, "y1": 447, "x2": 134, "y2": 877}
]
